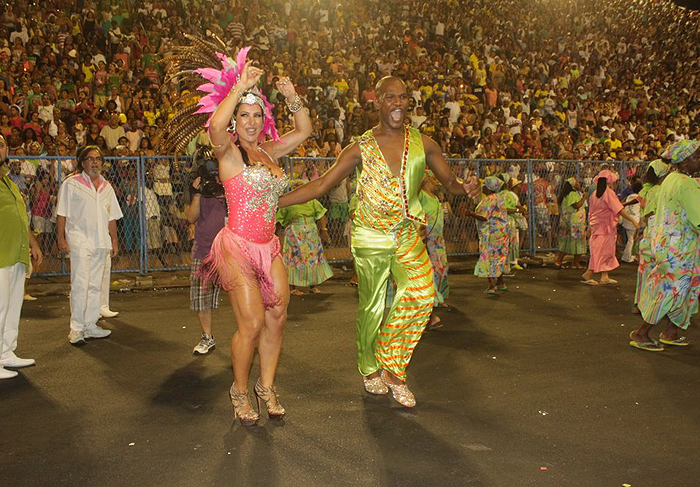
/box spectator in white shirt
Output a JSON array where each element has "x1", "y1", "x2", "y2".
[
  {"x1": 100, "y1": 113, "x2": 126, "y2": 150},
  {"x1": 37, "y1": 94, "x2": 55, "y2": 124}
]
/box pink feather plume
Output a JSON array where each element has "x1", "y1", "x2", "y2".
[{"x1": 193, "y1": 46, "x2": 280, "y2": 142}]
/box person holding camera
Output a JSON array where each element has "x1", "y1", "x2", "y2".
[{"x1": 185, "y1": 147, "x2": 227, "y2": 355}]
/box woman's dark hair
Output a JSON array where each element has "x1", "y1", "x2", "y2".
[
  {"x1": 76, "y1": 145, "x2": 103, "y2": 172},
  {"x1": 557, "y1": 180, "x2": 574, "y2": 206},
  {"x1": 632, "y1": 180, "x2": 644, "y2": 193},
  {"x1": 234, "y1": 139, "x2": 251, "y2": 166},
  {"x1": 595, "y1": 177, "x2": 607, "y2": 198},
  {"x1": 644, "y1": 165, "x2": 660, "y2": 185},
  {"x1": 23, "y1": 127, "x2": 37, "y2": 141}
]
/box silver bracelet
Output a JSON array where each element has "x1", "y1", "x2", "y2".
[{"x1": 285, "y1": 94, "x2": 303, "y2": 113}]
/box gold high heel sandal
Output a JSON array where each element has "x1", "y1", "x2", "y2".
[
  {"x1": 229, "y1": 385, "x2": 260, "y2": 426},
  {"x1": 363, "y1": 376, "x2": 389, "y2": 395},
  {"x1": 381, "y1": 370, "x2": 416, "y2": 408},
  {"x1": 254, "y1": 379, "x2": 286, "y2": 420}
]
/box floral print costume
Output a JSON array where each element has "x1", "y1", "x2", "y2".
[
  {"x1": 420, "y1": 191, "x2": 449, "y2": 305},
  {"x1": 276, "y1": 200, "x2": 333, "y2": 287},
  {"x1": 501, "y1": 189, "x2": 520, "y2": 265},
  {"x1": 634, "y1": 183, "x2": 660, "y2": 305},
  {"x1": 637, "y1": 172, "x2": 700, "y2": 328},
  {"x1": 474, "y1": 193, "x2": 509, "y2": 278},
  {"x1": 558, "y1": 191, "x2": 587, "y2": 255}
]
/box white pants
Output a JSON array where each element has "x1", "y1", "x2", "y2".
[
  {"x1": 622, "y1": 227, "x2": 636, "y2": 262},
  {"x1": 0, "y1": 263, "x2": 27, "y2": 360},
  {"x1": 70, "y1": 247, "x2": 109, "y2": 331},
  {"x1": 101, "y1": 253, "x2": 111, "y2": 309}
]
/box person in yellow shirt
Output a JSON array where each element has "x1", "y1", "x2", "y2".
[
  {"x1": 333, "y1": 74, "x2": 349, "y2": 96},
  {"x1": 419, "y1": 83, "x2": 433, "y2": 102},
  {"x1": 609, "y1": 136, "x2": 622, "y2": 150},
  {"x1": 81, "y1": 59, "x2": 95, "y2": 83}
]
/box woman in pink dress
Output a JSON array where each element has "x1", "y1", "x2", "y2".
[
  {"x1": 208, "y1": 69, "x2": 311, "y2": 425},
  {"x1": 581, "y1": 169, "x2": 639, "y2": 285},
  {"x1": 162, "y1": 41, "x2": 311, "y2": 426}
]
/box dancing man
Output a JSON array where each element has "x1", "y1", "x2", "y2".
[{"x1": 279, "y1": 76, "x2": 479, "y2": 407}]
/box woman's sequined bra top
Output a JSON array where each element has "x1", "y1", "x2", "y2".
[{"x1": 223, "y1": 164, "x2": 289, "y2": 243}]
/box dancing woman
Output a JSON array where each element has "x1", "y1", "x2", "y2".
[
  {"x1": 581, "y1": 170, "x2": 639, "y2": 286},
  {"x1": 632, "y1": 159, "x2": 669, "y2": 314},
  {"x1": 162, "y1": 39, "x2": 311, "y2": 425},
  {"x1": 554, "y1": 177, "x2": 587, "y2": 269},
  {"x1": 419, "y1": 171, "x2": 449, "y2": 328},
  {"x1": 630, "y1": 141, "x2": 700, "y2": 351},
  {"x1": 276, "y1": 180, "x2": 333, "y2": 295}
]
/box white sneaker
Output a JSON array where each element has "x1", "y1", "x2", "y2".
[
  {"x1": 100, "y1": 307, "x2": 119, "y2": 318},
  {"x1": 193, "y1": 334, "x2": 216, "y2": 355},
  {"x1": 0, "y1": 353, "x2": 35, "y2": 368},
  {"x1": 68, "y1": 329, "x2": 86, "y2": 346},
  {"x1": 0, "y1": 366, "x2": 18, "y2": 379},
  {"x1": 84, "y1": 324, "x2": 112, "y2": 339}
]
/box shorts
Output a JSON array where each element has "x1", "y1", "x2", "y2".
[{"x1": 190, "y1": 258, "x2": 221, "y2": 312}]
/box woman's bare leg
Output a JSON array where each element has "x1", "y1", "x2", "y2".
[
  {"x1": 258, "y1": 256, "x2": 290, "y2": 388},
  {"x1": 223, "y1": 256, "x2": 266, "y2": 393}
]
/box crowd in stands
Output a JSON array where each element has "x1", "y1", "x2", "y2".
[{"x1": 1, "y1": 0, "x2": 698, "y2": 267}]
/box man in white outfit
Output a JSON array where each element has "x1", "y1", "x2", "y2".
[
  {"x1": 0, "y1": 134, "x2": 43, "y2": 379},
  {"x1": 57, "y1": 145, "x2": 122, "y2": 346}
]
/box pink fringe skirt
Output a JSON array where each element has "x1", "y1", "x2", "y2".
[{"x1": 199, "y1": 227, "x2": 281, "y2": 309}]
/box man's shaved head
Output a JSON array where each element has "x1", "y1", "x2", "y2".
[
  {"x1": 373, "y1": 76, "x2": 409, "y2": 129},
  {"x1": 375, "y1": 76, "x2": 406, "y2": 96}
]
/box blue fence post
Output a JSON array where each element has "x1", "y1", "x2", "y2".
[
  {"x1": 137, "y1": 155, "x2": 148, "y2": 275},
  {"x1": 526, "y1": 159, "x2": 536, "y2": 257}
]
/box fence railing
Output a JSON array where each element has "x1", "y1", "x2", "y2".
[{"x1": 9, "y1": 155, "x2": 647, "y2": 277}]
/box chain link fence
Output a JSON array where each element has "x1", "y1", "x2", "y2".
[{"x1": 11, "y1": 154, "x2": 647, "y2": 276}]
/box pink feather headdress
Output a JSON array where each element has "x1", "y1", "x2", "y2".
[{"x1": 193, "y1": 46, "x2": 280, "y2": 142}]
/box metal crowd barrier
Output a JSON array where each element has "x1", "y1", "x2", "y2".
[{"x1": 10, "y1": 155, "x2": 647, "y2": 277}]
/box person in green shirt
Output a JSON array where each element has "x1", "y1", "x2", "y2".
[
  {"x1": 501, "y1": 178, "x2": 526, "y2": 271},
  {"x1": 276, "y1": 180, "x2": 332, "y2": 295},
  {"x1": 419, "y1": 171, "x2": 448, "y2": 329},
  {"x1": 554, "y1": 177, "x2": 587, "y2": 268},
  {"x1": 0, "y1": 133, "x2": 43, "y2": 379}
]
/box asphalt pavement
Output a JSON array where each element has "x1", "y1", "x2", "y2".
[{"x1": 1, "y1": 263, "x2": 699, "y2": 487}]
